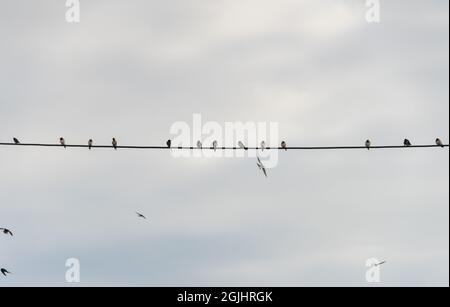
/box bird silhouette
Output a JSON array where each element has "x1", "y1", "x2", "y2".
[
  {"x1": 197, "y1": 141, "x2": 202, "y2": 149},
  {"x1": 88, "y1": 139, "x2": 93, "y2": 150},
  {"x1": 374, "y1": 261, "x2": 386, "y2": 267},
  {"x1": 436, "y1": 138, "x2": 444, "y2": 148},
  {"x1": 260, "y1": 141, "x2": 266, "y2": 151},
  {"x1": 112, "y1": 138, "x2": 118, "y2": 150},
  {"x1": 166, "y1": 140, "x2": 171, "y2": 148},
  {"x1": 365, "y1": 140, "x2": 371, "y2": 150},
  {"x1": 136, "y1": 212, "x2": 147, "y2": 219},
  {"x1": 60, "y1": 137, "x2": 66, "y2": 148},
  {"x1": 257, "y1": 157, "x2": 268, "y2": 178},
  {"x1": 0, "y1": 228, "x2": 13, "y2": 236},
  {"x1": 404, "y1": 139, "x2": 412, "y2": 147},
  {"x1": 212, "y1": 140, "x2": 218, "y2": 151},
  {"x1": 13, "y1": 138, "x2": 20, "y2": 144},
  {"x1": 1, "y1": 268, "x2": 11, "y2": 277},
  {"x1": 281, "y1": 141, "x2": 287, "y2": 151},
  {"x1": 238, "y1": 141, "x2": 247, "y2": 150}
]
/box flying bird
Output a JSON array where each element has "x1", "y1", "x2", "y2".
[
  {"x1": 1, "y1": 268, "x2": 11, "y2": 277},
  {"x1": 374, "y1": 261, "x2": 386, "y2": 267},
  {"x1": 260, "y1": 141, "x2": 266, "y2": 151},
  {"x1": 365, "y1": 140, "x2": 371, "y2": 150},
  {"x1": 0, "y1": 228, "x2": 13, "y2": 236},
  {"x1": 281, "y1": 141, "x2": 287, "y2": 151},
  {"x1": 88, "y1": 139, "x2": 93, "y2": 150},
  {"x1": 112, "y1": 138, "x2": 118, "y2": 150},
  {"x1": 60, "y1": 137, "x2": 66, "y2": 148},
  {"x1": 197, "y1": 141, "x2": 202, "y2": 149},
  {"x1": 136, "y1": 212, "x2": 147, "y2": 219},
  {"x1": 13, "y1": 138, "x2": 20, "y2": 144},
  {"x1": 256, "y1": 157, "x2": 268, "y2": 178},
  {"x1": 212, "y1": 140, "x2": 218, "y2": 151},
  {"x1": 166, "y1": 139, "x2": 171, "y2": 148},
  {"x1": 238, "y1": 141, "x2": 247, "y2": 150},
  {"x1": 436, "y1": 138, "x2": 444, "y2": 148},
  {"x1": 404, "y1": 139, "x2": 412, "y2": 147}
]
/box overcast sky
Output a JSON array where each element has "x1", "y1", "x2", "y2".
[{"x1": 0, "y1": 0, "x2": 448, "y2": 286}]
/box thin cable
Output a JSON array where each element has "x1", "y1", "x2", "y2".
[{"x1": 0, "y1": 143, "x2": 448, "y2": 150}]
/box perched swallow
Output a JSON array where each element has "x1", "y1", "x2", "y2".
[
  {"x1": 136, "y1": 212, "x2": 146, "y2": 219},
  {"x1": 365, "y1": 140, "x2": 371, "y2": 150},
  {"x1": 281, "y1": 141, "x2": 287, "y2": 151},
  {"x1": 260, "y1": 141, "x2": 266, "y2": 151},
  {"x1": 436, "y1": 138, "x2": 444, "y2": 148},
  {"x1": 0, "y1": 228, "x2": 13, "y2": 236},
  {"x1": 238, "y1": 141, "x2": 247, "y2": 150},
  {"x1": 166, "y1": 139, "x2": 171, "y2": 148},
  {"x1": 112, "y1": 138, "x2": 118, "y2": 150},
  {"x1": 13, "y1": 138, "x2": 20, "y2": 144},
  {"x1": 197, "y1": 141, "x2": 202, "y2": 149},
  {"x1": 1, "y1": 268, "x2": 11, "y2": 277},
  {"x1": 404, "y1": 139, "x2": 412, "y2": 147},
  {"x1": 212, "y1": 140, "x2": 218, "y2": 151},
  {"x1": 60, "y1": 137, "x2": 66, "y2": 148},
  {"x1": 88, "y1": 139, "x2": 93, "y2": 150},
  {"x1": 257, "y1": 157, "x2": 268, "y2": 178}
]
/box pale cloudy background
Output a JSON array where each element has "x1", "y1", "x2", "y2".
[{"x1": 0, "y1": 0, "x2": 448, "y2": 286}]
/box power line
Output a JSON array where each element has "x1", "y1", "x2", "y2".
[{"x1": 0, "y1": 142, "x2": 448, "y2": 150}]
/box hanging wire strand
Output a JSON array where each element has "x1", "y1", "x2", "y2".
[{"x1": 0, "y1": 142, "x2": 447, "y2": 150}]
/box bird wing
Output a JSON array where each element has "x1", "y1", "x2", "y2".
[{"x1": 262, "y1": 167, "x2": 268, "y2": 178}]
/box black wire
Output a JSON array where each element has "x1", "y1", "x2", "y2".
[{"x1": 0, "y1": 143, "x2": 447, "y2": 150}]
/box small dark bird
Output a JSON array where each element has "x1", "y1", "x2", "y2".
[
  {"x1": 13, "y1": 138, "x2": 20, "y2": 144},
  {"x1": 212, "y1": 140, "x2": 218, "y2": 151},
  {"x1": 281, "y1": 141, "x2": 287, "y2": 151},
  {"x1": 136, "y1": 212, "x2": 147, "y2": 219},
  {"x1": 365, "y1": 140, "x2": 371, "y2": 150},
  {"x1": 404, "y1": 139, "x2": 412, "y2": 147},
  {"x1": 60, "y1": 137, "x2": 66, "y2": 148},
  {"x1": 238, "y1": 141, "x2": 248, "y2": 151},
  {"x1": 374, "y1": 261, "x2": 386, "y2": 267},
  {"x1": 112, "y1": 138, "x2": 118, "y2": 150},
  {"x1": 436, "y1": 138, "x2": 444, "y2": 148},
  {"x1": 0, "y1": 228, "x2": 13, "y2": 236},
  {"x1": 166, "y1": 140, "x2": 171, "y2": 148},
  {"x1": 1, "y1": 268, "x2": 11, "y2": 277},
  {"x1": 88, "y1": 139, "x2": 93, "y2": 150}
]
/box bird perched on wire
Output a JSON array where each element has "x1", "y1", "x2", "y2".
[
  {"x1": 281, "y1": 141, "x2": 287, "y2": 151},
  {"x1": 13, "y1": 138, "x2": 20, "y2": 144},
  {"x1": 404, "y1": 139, "x2": 412, "y2": 147},
  {"x1": 60, "y1": 137, "x2": 66, "y2": 148},
  {"x1": 136, "y1": 212, "x2": 147, "y2": 219},
  {"x1": 197, "y1": 141, "x2": 202, "y2": 149},
  {"x1": 238, "y1": 141, "x2": 248, "y2": 150},
  {"x1": 88, "y1": 139, "x2": 93, "y2": 150},
  {"x1": 365, "y1": 140, "x2": 371, "y2": 150},
  {"x1": 260, "y1": 141, "x2": 266, "y2": 151},
  {"x1": 166, "y1": 139, "x2": 171, "y2": 148},
  {"x1": 212, "y1": 140, "x2": 218, "y2": 151},
  {"x1": 0, "y1": 228, "x2": 13, "y2": 236},
  {"x1": 436, "y1": 138, "x2": 444, "y2": 148},
  {"x1": 112, "y1": 138, "x2": 118, "y2": 150},
  {"x1": 1, "y1": 268, "x2": 11, "y2": 277},
  {"x1": 256, "y1": 157, "x2": 268, "y2": 178}
]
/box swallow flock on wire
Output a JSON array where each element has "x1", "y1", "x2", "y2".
[
  {"x1": 9, "y1": 137, "x2": 446, "y2": 150},
  {"x1": 2, "y1": 136, "x2": 448, "y2": 277}
]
